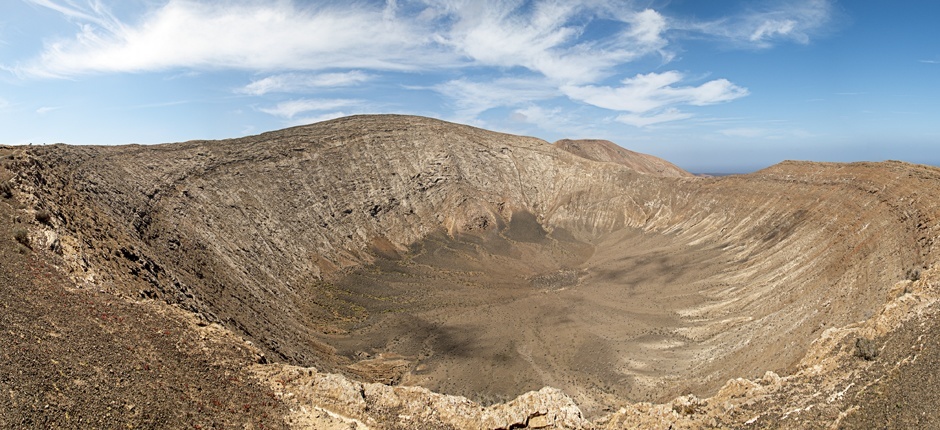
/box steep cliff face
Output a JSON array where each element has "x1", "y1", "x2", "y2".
[{"x1": 9, "y1": 115, "x2": 940, "y2": 426}]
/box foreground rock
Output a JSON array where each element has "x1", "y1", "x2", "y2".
[{"x1": 254, "y1": 365, "x2": 587, "y2": 429}]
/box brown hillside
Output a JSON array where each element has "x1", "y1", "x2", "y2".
[
  {"x1": 3, "y1": 114, "x2": 940, "y2": 428},
  {"x1": 553, "y1": 138, "x2": 693, "y2": 177}
]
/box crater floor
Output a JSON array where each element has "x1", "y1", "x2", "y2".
[{"x1": 322, "y1": 222, "x2": 835, "y2": 415}]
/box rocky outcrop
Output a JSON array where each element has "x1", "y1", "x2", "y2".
[{"x1": 253, "y1": 364, "x2": 588, "y2": 429}]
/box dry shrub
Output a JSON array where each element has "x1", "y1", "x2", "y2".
[{"x1": 13, "y1": 227, "x2": 29, "y2": 247}]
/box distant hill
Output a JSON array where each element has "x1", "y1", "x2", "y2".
[{"x1": 553, "y1": 138, "x2": 693, "y2": 177}]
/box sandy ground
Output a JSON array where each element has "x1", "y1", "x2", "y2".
[{"x1": 322, "y1": 216, "x2": 739, "y2": 416}]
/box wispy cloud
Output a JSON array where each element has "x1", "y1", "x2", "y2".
[
  {"x1": 24, "y1": 0, "x2": 124, "y2": 31},
  {"x1": 617, "y1": 108, "x2": 694, "y2": 127},
  {"x1": 258, "y1": 98, "x2": 361, "y2": 119},
  {"x1": 238, "y1": 71, "x2": 374, "y2": 96},
  {"x1": 919, "y1": 59, "x2": 939, "y2": 64},
  {"x1": 678, "y1": 0, "x2": 832, "y2": 48},
  {"x1": 13, "y1": 0, "x2": 674, "y2": 85},
  {"x1": 562, "y1": 71, "x2": 748, "y2": 126},
  {"x1": 432, "y1": 77, "x2": 557, "y2": 121},
  {"x1": 36, "y1": 106, "x2": 61, "y2": 114},
  {"x1": 12, "y1": 1, "x2": 441, "y2": 78},
  {"x1": 9, "y1": 0, "x2": 827, "y2": 129},
  {"x1": 509, "y1": 104, "x2": 597, "y2": 137},
  {"x1": 430, "y1": 3, "x2": 670, "y2": 84}
]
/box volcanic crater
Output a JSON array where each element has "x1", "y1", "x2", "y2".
[{"x1": 3, "y1": 114, "x2": 939, "y2": 428}]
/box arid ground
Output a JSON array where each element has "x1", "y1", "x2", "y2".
[{"x1": 2, "y1": 115, "x2": 940, "y2": 428}]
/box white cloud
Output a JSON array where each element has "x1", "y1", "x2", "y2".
[
  {"x1": 432, "y1": 2, "x2": 670, "y2": 83},
  {"x1": 15, "y1": 0, "x2": 676, "y2": 85},
  {"x1": 9, "y1": 0, "x2": 789, "y2": 130},
  {"x1": 36, "y1": 106, "x2": 61, "y2": 114},
  {"x1": 24, "y1": 0, "x2": 122, "y2": 31},
  {"x1": 239, "y1": 71, "x2": 374, "y2": 96},
  {"x1": 679, "y1": 0, "x2": 832, "y2": 48},
  {"x1": 13, "y1": 0, "x2": 442, "y2": 78},
  {"x1": 617, "y1": 108, "x2": 693, "y2": 127},
  {"x1": 626, "y1": 9, "x2": 668, "y2": 47},
  {"x1": 563, "y1": 71, "x2": 749, "y2": 113},
  {"x1": 750, "y1": 19, "x2": 797, "y2": 42},
  {"x1": 259, "y1": 99, "x2": 360, "y2": 119},
  {"x1": 511, "y1": 104, "x2": 563, "y2": 130},
  {"x1": 432, "y1": 77, "x2": 557, "y2": 120},
  {"x1": 509, "y1": 104, "x2": 599, "y2": 137}
]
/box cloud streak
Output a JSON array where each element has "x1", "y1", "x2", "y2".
[
  {"x1": 428, "y1": 2, "x2": 670, "y2": 83},
  {"x1": 9, "y1": 0, "x2": 831, "y2": 127},
  {"x1": 677, "y1": 0, "x2": 832, "y2": 48},
  {"x1": 258, "y1": 98, "x2": 361, "y2": 119},
  {"x1": 563, "y1": 71, "x2": 749, "y2": 126},
  {"x1": 432, "y1": 77, "x2": 558, "y2": 120},
  {"x1": 13, "y1": 0, "x2": 679, "y2": 83},
  {"x1": 239, "y1": 71, "x2": 374, "y2": 96},
  {"x1": 617, "y1": 109, "x2": 694, "y2": 127},
  {"x1": 13, "y1": 0, "x2": 441, "y2": 78},
  {"x1": 24, "y1": 0, "x2": 124, "y2": 31}
]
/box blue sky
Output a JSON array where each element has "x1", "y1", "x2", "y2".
[{"x1": 1, "y1": 0, "x2": 938, "y2": 172}]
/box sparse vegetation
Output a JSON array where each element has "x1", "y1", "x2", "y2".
[
  {"x1": 13, "y1": 227, "x2": 29, "y2": 247},
  {"x1": 476, "y1": 391, "x2": 513, "y2": 406},
  {"x1": 35, "y1": 209, "x2": 52, "y2": 225},
  {"x1": 855, "y1": 337, "x2": 879, "y2": 361},
  {"x1": 0, "y1": 181, "x2": 12, "y2": 198},
  {"x1": 906, "y1": 268, "x2": 921, "y2": 282}
]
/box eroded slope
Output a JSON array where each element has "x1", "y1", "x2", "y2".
[
  {"x1": 0, "y1": 148, "x2": 290, "y2": 428},
  {"x1": 553, "y1": 138, "x2": 693, "y2": 177},
  {"x1": 9, "y1": 115, "x2": 940, "y2": 424}
]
